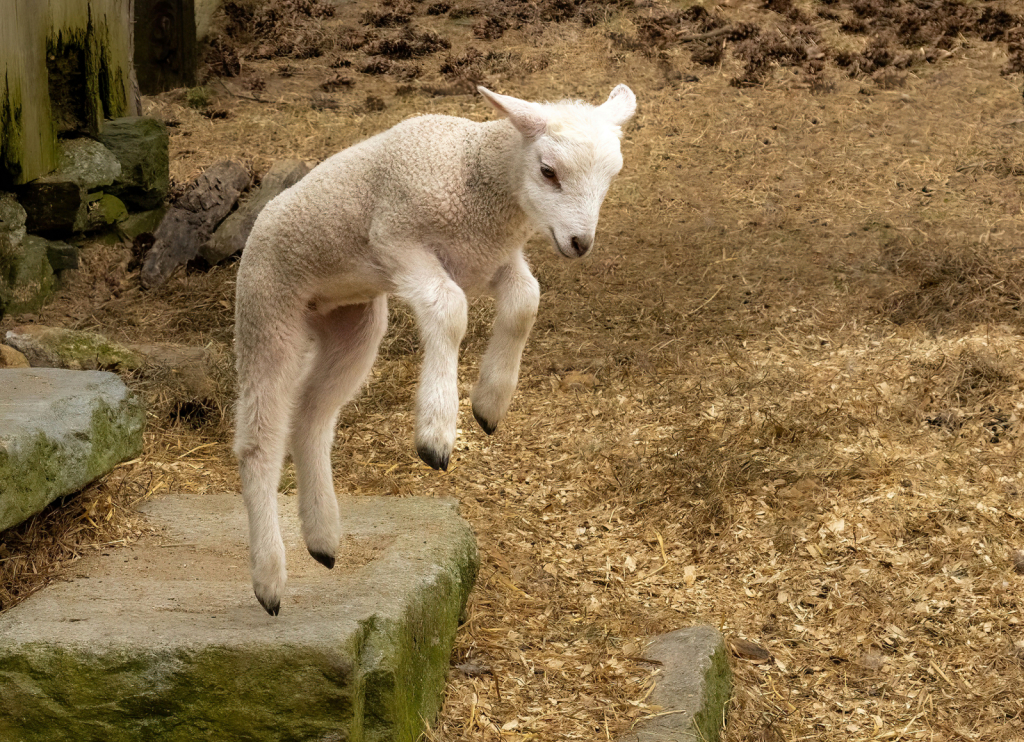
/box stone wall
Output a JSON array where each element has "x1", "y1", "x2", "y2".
[{"x1": 0, "y1": 117, "x2": 169, "y2": 320}]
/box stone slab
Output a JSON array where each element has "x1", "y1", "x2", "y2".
[
  {"x1": 619, "y1": 626, "x2": 732, "y2": 742},
  {"x1": 0, "y1": 492, "x2": 479, "y2": 742},
  {"x1": 0, "y1": 369, "x2": 144, "y2": 532}
]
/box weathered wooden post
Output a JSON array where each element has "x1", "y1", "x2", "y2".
[
  {"x1": 0, "y1": 1, "x2": 55, "y2": 187},
  {"x1": 0, "y1": 0, "x2": 137, "y2": 187}
]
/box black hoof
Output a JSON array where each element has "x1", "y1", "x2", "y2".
[
  {"x1": 417, "y1": 445, "x2": 450, "y2": 471},
  {"x1": 309, "y1": 550, "x2": 336, "y2": 569},
  {"x1": 256, "y1": 594, "x2": 280, "y2": 616},
  {"x1": 472, "y1": 407, "x2": 497, "y2": 436}
]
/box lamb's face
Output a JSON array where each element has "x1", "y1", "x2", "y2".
[
  {"x1": 477, "y1": 85, "x2": 637, "y2": 259},
  {"x1": 521, "y1": 126, "x2": 624, "y2": 259}
]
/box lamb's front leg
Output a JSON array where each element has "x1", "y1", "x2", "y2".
[
  {"x1": 395, "y1": 257, "x2": 469, "y2": 471},
  {"x1": 471, "y1": 251, "x2": 541, "y2": 435}
]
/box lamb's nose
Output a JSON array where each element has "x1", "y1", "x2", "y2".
[{"x1": 571, "y1": 235, "x2": 592, "y2": 256}]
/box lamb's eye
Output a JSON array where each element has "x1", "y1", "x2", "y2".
[{"x1": 540, "y1": 164, "x2": 558, "y2": 182}]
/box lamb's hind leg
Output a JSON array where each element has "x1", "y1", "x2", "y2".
[
  {"x1": 471, "y1": 251, "x2": 541, "y2": 435},
  {"x1": 235, "y1": 311, "x2": 309, "y2": 616},
  {"x1": 291, "y1": 296, "x2": 388, "y2": 568}
]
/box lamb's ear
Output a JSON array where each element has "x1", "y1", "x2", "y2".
[
  {"x1": 598, "y1": 84, "x2": 636, "y2": 127},
  {"x1": 478, "y1": 86, "x2": 548, "y2": 138}
]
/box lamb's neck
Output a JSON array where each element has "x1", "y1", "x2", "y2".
[{"x1": 467, "y1": 119, "x2": 532, "y2": 232}]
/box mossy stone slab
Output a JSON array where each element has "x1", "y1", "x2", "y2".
[
  {"x1": 0, "y1": 368, "x2": 144, "y2": 533},
  {"x1": 0, "y1": 493, "x2": 479, "y2": 742},
  {"x1": 4, "y1": 325, "x2": 143, "y2": 371}
]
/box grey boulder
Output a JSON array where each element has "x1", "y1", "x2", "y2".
[{"x1": 0, "y1": 368, "x2": 145, "y2": 533}]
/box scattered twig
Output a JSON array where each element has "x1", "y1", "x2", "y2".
[
  {"x1": 676, "y1": 26, "x2": 734, "y2": 42},
  {"x1": 216, "y1": 78, "x2": 262, "y2": 102}
]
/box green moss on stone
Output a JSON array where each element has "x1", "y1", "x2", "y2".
[
  {"x1": 0, "y1": 498, "x2": 479, "y2": 740},
  {"x1": 82, "y1": 192, "x2": 128, "y2": 230},
  {"x1": 0, "y1": 430, "x2": 64, "y2": 530},
  {"x1": 354, "y1": 529, "x2": 479, "y2": 742},
  {"x1": 119, "y1": 206, "x2": 167, "y2": 239},
  {"x1": 52, "y1": 332, "x2": 141, "y2": 371},
  {"x1": 692, "y1": 640, "x2": 732, "y2": 742},
  {"x1": 14, "y1": 326, "x2": 144, "y2": 371},
  {"x1": 0, "y1": 644, "x2": 356, "y2": 742},
  {"x1": 0, "y1": 397, "x2": 144, "y2": 533}
]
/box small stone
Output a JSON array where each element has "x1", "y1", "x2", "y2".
[
  {"x1": 141, "y1": 162, "x2": 251, "y2": 288},
  {"x1": 0, "y1": 192, "x2": 27, "y2": 236},
  {"x1": 0, "y1": 344, "x2": 30, "y2": 369},
  {"x1": 727, "y1": 636, "x2": 772, "y2": 663},
  {"x1": 45, "y1": 240, "x2": 80, "y2": 272},
  {"x1": 98, "y1": 117, "x2": 171, "y2": 210},
  {"x1": 131, "y1": 342, "x2": 219, "y2": 408},
  {"x1": 0, "y1": 194, "x2": 30, "y2": 314},
  {"x1": 560, "y1": 372, "x2": 598, "y2": 391},
  {"x1": 199, "y1": 159, "x2": 311, "y2": 265},
  {"x1": 620, "y1": 627, "x2": 731, "y2": 742},
  {"x1": 15, "y1": 181, "x2": 81, "y2": 234},
  {"x1": 1013, "y1": 550, "x2": 1024, "y2": 575},
  {"x1": 119, "y1": 206, "x2": 168, "y2": 240},
  {"x1": 44, "y1": 137, "x2": 122, "y2": 191},
  {"x1": 455, "y1": 662, "x2": 492, "y2": 676},
  {"x1": 80, "y1": 192, "x2": 128, "y2": 231},
  {"x1": 0, "y1": 235, "x2": 55, "y2": 315}
]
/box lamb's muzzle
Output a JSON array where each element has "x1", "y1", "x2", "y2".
[
  {"x1": 234, "y1": 84, "x2": 636, "y2": 614},
  {"x1": 571, "y1": 235, "x2": 593, "y2": 256}
]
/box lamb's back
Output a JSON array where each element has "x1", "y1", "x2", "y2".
[{"x1": 243, "y1": 114, "x2": 520, "y2": 288}]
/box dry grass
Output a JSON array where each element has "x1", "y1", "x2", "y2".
[{"x1": 4, "y1": 0, "x2": 1024, "y2": 740}]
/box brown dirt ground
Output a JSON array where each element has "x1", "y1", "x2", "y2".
[{"x1": 3, "y1": 0, "x2": 1024, "y2": 740}]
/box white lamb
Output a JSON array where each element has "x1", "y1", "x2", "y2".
[{"x1": 234, "y1": 85, "x2": 636, "y2": 614}]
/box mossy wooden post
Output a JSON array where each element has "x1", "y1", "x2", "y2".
[
  {"x1": 0, "y1": 0, "x2": 137, "y2": 187},
  {"x1": 0, "y1": 1, "x2": 54, "y2": 188}
]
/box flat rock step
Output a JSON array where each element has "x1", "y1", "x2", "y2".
[{"x1": 0, "y1": 493, "x2": 479, "y2": 742}]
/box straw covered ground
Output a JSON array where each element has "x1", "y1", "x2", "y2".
[{"x1": 2, "y1": 0, "x2": 1024, "y2": 739}]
